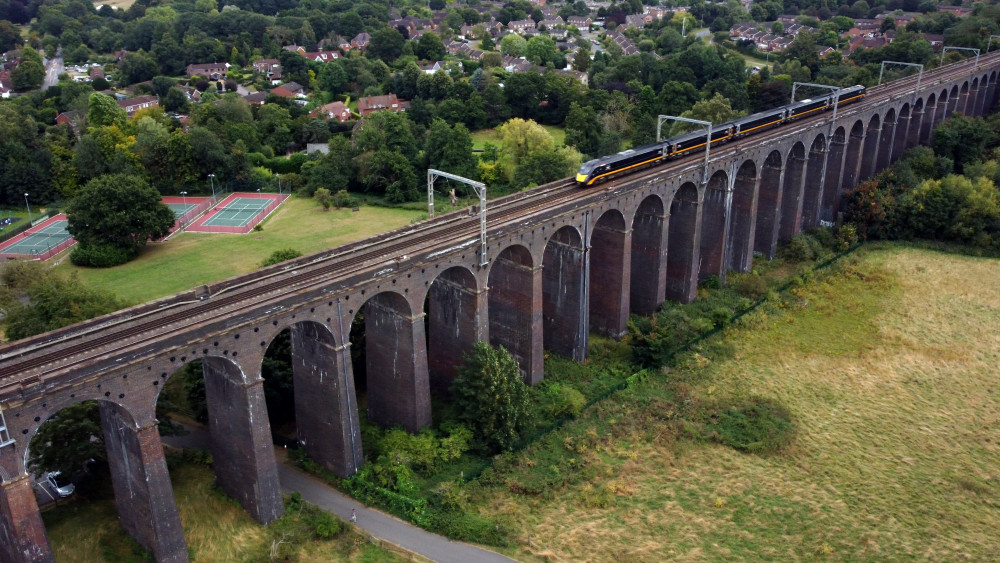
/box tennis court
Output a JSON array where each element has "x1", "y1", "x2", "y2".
[
  {"x1": 186, "y1": 193, "x2": 289, "y2": 234},
  {"x1": 167, "y1": 202, "x2": 198, "y2": 219},
  {"x1": 0, "y1": 215, "x2": 75, "y2": 260}
]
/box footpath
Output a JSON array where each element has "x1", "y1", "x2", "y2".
[{"x1": 164, "y1": 426, "x2": 516, "y2": 563}]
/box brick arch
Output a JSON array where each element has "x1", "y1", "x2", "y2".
[
  {"x1": 934, "y1": 88, "x2": 950, "y2": 132},
  {"x1": 876, "y1": 107, "x2": 897, "y2": 173},
  {"x1": 946, "y1": 84, "x2": 959, "y2": 117},
  {"x1": 822, "y1": 126, "x2": 847, "y2": 223},
  {"x1": 755, "y1": 150, "x2": 783, "y2": 258},
  {"x1": 488, "y1": 244, "x2": 541, "y2": 384},
  {"x1": 542, "y1": 225, "x2": 587, "y2": 361},
  {"x1": 424, "y1": 266, "x2": 481, "y2": 395},
  {"x1": 629, "y1": 194, "x2": 667, "y2": 315},
  {"x1": 727, "y1": 159, "x2": 757, "y2": 272},
  {"x1": 590, "y1": 209, "x2": 629, "y2": 338},
  {"x1": 908, "y1": 98, "x2": 924, "y2": 148},
  {"x1": 860, "y1": 113, "x2": 881, "y2": 180},
  {"x1": 264, "y1": 318, "x2": 362, "y2": 478},
  {"x1": 779, "y1": 142, "x2": 806, "y2": 241},
  {"x1": 959, "y1": 80, "x2": 970, "y2": 114},
  {"x1": 699, "y1": 169, "x2": 730, "y2": 281},
  {"x1": 970, "y1": 77, "x2": 981, "y2": 116},
  {"x1": 801, "y1": 134, "x2": 826, "y2": 230},
  {"x1": 667, "y1": 182, "x2": 701, "y2": 303},
  {"x1": 841, "y1": 119, "x2": 866, "y2": 194},
  {"x1": 920, "y1": 92, "x2": 938, "y2": 143},
  {"x1": 892, "y1": 103, "x2": 910, "y2": 162},
  {"x1": 353, "y1": 290, "x2": 430, "y2": 432}
]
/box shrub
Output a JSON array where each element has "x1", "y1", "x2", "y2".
[
  {"x1": 451, "y1": 342, "x2": 531, "y2": 453},
  {"x1": 70, "y1": 243, "x2": 137, "y2": 267},
  {"x1": 731, "y1": 272, "x2": 768, "y2": 300},
  {"x1": 332, "y1": 189, "x2": 358, "y2": 209},
  {"x1": 542, "y1": 382, "x2": 587, "y2": 418},
  {"x1": 778, "y1": 234, "x2": 815, "y2": 262},
  {"x1": 703, "y1": 397, "x2": 794, "y2": 454},
  {"x1": 259, "y1": 248, "x2": 302, "y2": 268}
]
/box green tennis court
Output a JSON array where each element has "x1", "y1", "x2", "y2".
[
  {"x1": 202, "y1": 198, "x2": 271, "y2": 227},
  {"x1": 2, "y1": 220, "x2": 72, "y2": 256},
  {"x1": 167, "y1": 202, "x2": 197, "y2": 220}
]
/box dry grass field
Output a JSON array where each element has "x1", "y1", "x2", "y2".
[{"x1": 478, "y1": 245, "x2": 1000, "y2": 561}]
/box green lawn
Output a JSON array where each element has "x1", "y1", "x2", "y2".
[
  {"x1": 471, "y1": 124, "x2": 566, "y2": 150},
  {"x1": 56, "y1": 198, "x2": 424, "y2": 304}
]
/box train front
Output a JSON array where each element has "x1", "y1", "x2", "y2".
[{"x1": 576, "y1": 159, "x2": 600, "y2": 185}]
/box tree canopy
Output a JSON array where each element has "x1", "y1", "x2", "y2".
[
  {"x1": 450, "y1": 342, "x2": 530, "y2": 454},
  {"x1": 65, "y1": 174, "x2": 176, "y2": 266}
]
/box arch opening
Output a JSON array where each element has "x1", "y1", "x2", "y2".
[
  {"x1": 727, "y1": 160, "x2": 757, "y2": 272},
  {"x1": 629, "y1": 195, "x2": 667, "y2": 315},
  {"x1": 755, "y1": 151, "x2": 783, "y2": 258},
  {"x1": 488, "y1": 245, "x2": 542, "y2": 384},
  {"x1": 666, "y1": 182, "x2": 701, "y2": 303},
  {"x1": 542, "y1": 226, "x2": 587, "y2": 361},
  {"x1": 590, "y1": 210, "x2": 630, "y2": 338}
]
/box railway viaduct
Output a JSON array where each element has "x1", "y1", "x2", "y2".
[{"x1": 0, "y1": 54, "x2": 998, "y2": 562}]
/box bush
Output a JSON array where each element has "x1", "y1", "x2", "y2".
[
  {"x1": 541, "y1": 382, "x2": 587, "y2": 418},
  {"x1": 259, "y1": 248, "x2": 302, "y2": 268},
  {"x1": 730, "y1": 272, "x2": 768, "y2": 300},
  {"x1": 702, "y1": 397, "x2": 794, "y2": 454},
  {"x1": 70, "y1": 243, "x2": 138, "y2": 267},
  {"x1": 332, "y1": 189, "x2": 359, "y2": 209},
  {"x1": 778, "y1": 234, "x2": 815, "y2": 262}
]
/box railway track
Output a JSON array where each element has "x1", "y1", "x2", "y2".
[{"x1": 0, "y1": 53, "x2": 996, "y2": 389}]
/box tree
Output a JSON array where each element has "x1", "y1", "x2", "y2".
[
  {"x1": 66, "y1": 174, "x2": 176, "y2": 266},
  {"x1": 11, "y1": 45, "x2": 44, "y2": 91},
  {"x1": 564, "y1": 101, "x2": 603, "y2": 157},
  {"x1": 0, "y1": 263, "x2": 125, "y2": 340},
  {"x1": 450, "y1": 342, "x2": 530, "y2": 453},
  {"x1": 368, "y1": 27, "x2": 405, "y2": 63},
  {"x1": 118, "y1": 50, "x2": 159, "y2": 85},
  {"x1": 424, "y1": 119, "x2": 478, "y2": 179},
  {"x1": 87, "y1": 92, "x2": 127, "y2": 128},
  {"x1": 932, "y1": 115, "x2": 997, "y2": 174},
  {"x1": 314, "y1": 187, "x2": 333, "y2": 210},
  {"x1": 525, "y1": 35, "x2": 557, "y2": 65},
  {"x1": 28, "y1": 402, "x2": 105, "y2": 479},
  {"x1": 572, "y1": 48, "x2": 591, "y2": 72},
  {"x1": 357, "y1": 149, "x2": 418, "y2": 202},
  {"x1": 513, "y1": 146, "x2": 582, "y2": 187},
  {"x1": 416, "y1": 32, "x2": 446, "y2": 60},
  {"x1": 496, "y1": 117, "x2": 554, "y2": 171},
  {"x1": 672, "y1": 93, "x2": 746, "y2": 134},
  {"x1": 500, "y1": 33, "x2": 526, "y2": 56}
]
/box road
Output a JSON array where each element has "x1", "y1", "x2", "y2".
[
  {"x1": 42, "y1": 50, "x2": 63, "y2": 91},
  {"x1": 164, "y1": 426, "x2": 516, "y2": 563}
]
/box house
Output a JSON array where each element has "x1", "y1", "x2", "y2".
[
  {"x1": 89, "y1": 67, "x2": 105, "y2": 80},
  {"x1": 771, "y1": 36, "x2": 793, "y2": 51},
  {"x1": 316, "y1": 101, "x2": 352, "y2": 122},
  {"x1": 540, "y1": 16, "x2": 564, "y2": 29},
  {"x1": 282, "y1": 81, "x2": 305, "y2": 95},
  {"x1": 420, "y1": 61, "x2": 444, "y2": 74},
  {"x1": 269, "y1": 85, "x2": 297, "y2": 99},
  {"x1": 282, "y1": 44, "x2": 306, "y2": 53},
  {"x1": 351, "y1": 32, "x2": 371, "y2": 49},
  {"x1": 922, "y1": 33, "x2": 944, "y2": 50},
  {"x1": 55, "y1": 111, "x2": 81, "y2": 127},
  {"x1": 301, "y1": 50, "x2": 340, "y2": 62},
  {"x1": 117, "y1": 95, "x2": 158, "y2": 116},
  {"x1": 186, "y1": 62, "x2": 228, "y2": 80},
  {"x1": 252, "y1": 59, "x2": 281, "y2": 75},
  {"x1": 624, "y1": 14, "x2": 646, "y2": 29},
  {"x1": 508, "y1": 19, "x2": 536, "y2": 32},
  {"x1": 567, "y1": 16, "x2": 592, "y2": 28},
  {"x1": 357, "y1": 94, "x2": 409, "y2": 116},
  {"x1": 817, "y1": 45, "x2": 834, "y2": 57},
  {"x1": 243, "y1": 91, "x2": 267, "y2": 105}
]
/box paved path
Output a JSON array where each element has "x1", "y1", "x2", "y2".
[{"x1": 164, "y1": 426, "x2": 516, "y2": 563}]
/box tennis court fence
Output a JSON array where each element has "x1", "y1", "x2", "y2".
[
  {"x1": 193, "y1": 194, "x2": 289, "y2": 234},
  {"x1": 0, "y1": 234, "x2": 75, "y2": 261}
]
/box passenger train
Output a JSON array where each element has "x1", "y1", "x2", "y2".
[{"x1": 575, "y1": 85, "x2": 867, "y2": 186}]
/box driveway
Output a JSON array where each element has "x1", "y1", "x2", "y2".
[{"x1": 163, "y1": 425, "x2": 516, "y2": 563}]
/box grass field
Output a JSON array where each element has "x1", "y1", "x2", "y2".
[
  {"x1": 474, "y1": 245, "x2": 1000, "y2": 561},
  {"x1": 56, "y1": 197, "x2": 423, "y2": 304},
  {"x1": 471, "y1": 124, "x2": 566, "y2": 150},
  {"x1": 44, "y1": 458, "x2": 403, "y2": 562}
]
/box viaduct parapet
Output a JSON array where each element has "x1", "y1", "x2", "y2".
[{"x1": 1, "y1": 54, "x2": 998, "y2": 562}]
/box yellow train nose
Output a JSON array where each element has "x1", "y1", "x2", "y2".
[{"x1": 576, "y1": 173, "x2": 589, "y2": 183}]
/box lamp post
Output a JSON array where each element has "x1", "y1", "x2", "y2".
[
  {"x1": 208, "y1": 173, "x2": 216, "y2": 201},
  {"x1": 256, "y1": 188, "x2": 262, "y2": 198},
  {"x1": 23, "y1": 193, "x2": 32, "y2": 225},
  {"x1": 276, "y1": 173, "x2": 281, "y2": 195},
  {"x1": 179, "y1": 191, "x2": 187, "y2": 230}
]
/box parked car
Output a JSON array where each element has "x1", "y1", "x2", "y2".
[{"x1": 45, "y1": 471, "x2": 75, "y2": 497}]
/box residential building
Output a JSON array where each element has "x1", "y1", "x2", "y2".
[{"x1": 357, "y1": 93, "x2": 409, "y2": 116}]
